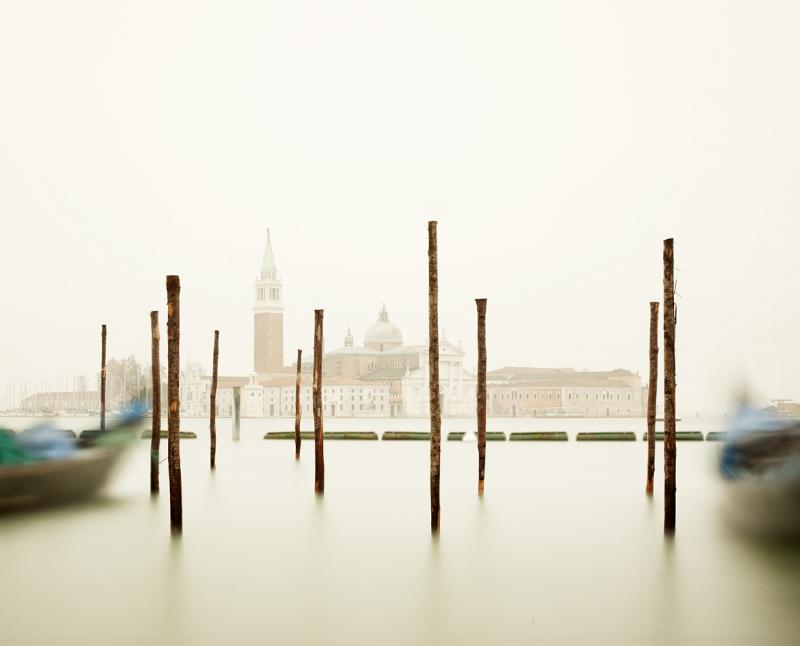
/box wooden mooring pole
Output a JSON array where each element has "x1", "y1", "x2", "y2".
[
  {"x1": 313, "y1": 311, "x2": 324, "y2": 492},
  {"x1": 100, "y1": 324, "x2": 107, "y2": 432},
  {"x1": 646, "y1": 301, "x2": 659, "y2": 495},
  {"x1": 166, "y1": 275, "x2": 183, "y2": 535},
  {"x1": 150, "y1": 311, "x2": 160, "y2": 493},
  {"x1": 210, "y1": 330, "x2": 219, "y2": 469},
  {"x1": 232, "y1": 387, "x2": 241, "y2": 441},
  {"x1": 476, "y1": 298, "x2": 487, "y2": 495},
  {"x1": 428, "y1": 221, "x2": 441, "y2": 532},
  {"x1": 663, "y1": 239, "x2": 677, "y2": 532},
  {"x1": 295, "y1": 348, "x2": 302, "y2": 459}
]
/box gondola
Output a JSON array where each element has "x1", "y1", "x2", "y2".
[{"x1": 719, "y1": 404, "x2": 800, "y2": 536}]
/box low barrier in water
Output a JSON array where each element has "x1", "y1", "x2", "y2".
[
  {"x1": 382, "y1": 431, "x2": 430, "y2": 441},
  {"x1": 447, "y1": 432, "x2": 506, "y2": 441},
  {"x1": 576, "y1": 432, "x2": 636, "y2": 441},
  {"x1": 510, "y1": 432, "x2": 568, "y2": 441},
  {"x1": 263, "y1": 431, "x2": 378, "y2": 440},
  {"x1": 640, "y1": 431, "x2": 703, "y2": 441},
  {"x1": 141, "y1": 430, "x2": 197, "y2": 439}
]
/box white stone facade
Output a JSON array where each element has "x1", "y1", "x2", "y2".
[{"x1": 400, "y1": 340, "x2": 476, "y2": 417}]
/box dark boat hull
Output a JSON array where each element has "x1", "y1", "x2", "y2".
[{"x1": 0, "y1": 446, "x2": 127, "y2": 510}]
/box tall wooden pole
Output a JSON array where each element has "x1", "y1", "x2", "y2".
[
  {"x1": 210, "y1": 330, "x2": 219, "y2": 469},
  {"x1": 295, "y1": 348, "x2": 302, "y2": 460},
  {"x1": 150, "y1": 311, "x2": 160, "y2": 494},
  {"x1": 646, "y1": 301, "x2": 659, "y2": 496},
  {"x1": 313, "y1": 311, "x2": 324, "y2": 492},
  {"x1": 476, "y1": 298, "x2": 487, "y2": 495},
  {"x1": 166, "y1": 275, "x2": 182, "y2": 535},
  {"x1": 428, "y1": 221, "x2": 441, "y2": 533},
  {"x1": 100, "y1": 324, "x2": 107, "y2": 431},
  {"x1": 663, "y1": 239, "x2": 677, "y2": 532},
  {"x1": 232, "y1": 387, "x2": 241, "y2": 441}
]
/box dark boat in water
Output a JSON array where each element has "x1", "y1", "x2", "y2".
[
  {"x1": 720, "y1": 405, "x2": 800, "y2": 536},
  {"x1": 0, "y1": 405, "x2": 143, "y2": 511},
  {"x1": 0, "y1": 442, "x2": 129, "y2": 510}
]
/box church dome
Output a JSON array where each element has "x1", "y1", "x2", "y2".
[{"x1": 364, "y1": 304, "x2": 403, "y2": 351}]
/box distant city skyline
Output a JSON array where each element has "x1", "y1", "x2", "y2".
[{"x1": 2, "y1": 3, "x2": 799, "y2": 415}]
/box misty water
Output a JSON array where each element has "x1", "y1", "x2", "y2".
[{"x1": 2, "y1": 416, "x2": 799, "y2": 645}]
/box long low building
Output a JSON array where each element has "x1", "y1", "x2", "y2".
[
  {"x1": 487, "y1": 367, "x2": 645, "y2": 417},
  {"x1": 185, "y1": 374, "x2": 391, "y2": 418}
]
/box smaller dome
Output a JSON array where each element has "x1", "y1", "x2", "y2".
[{"x1": 364, "y1": 304, "x2": 403, "y2": 351}]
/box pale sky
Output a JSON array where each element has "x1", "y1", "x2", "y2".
[{"x1": 1, "y1": 1, "x2": 798, "y2": 414}]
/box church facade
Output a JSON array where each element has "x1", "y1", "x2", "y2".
[
  {"x1": 323, "y1": 305, "x2": 477, "y2": 417},
  {"x1": 184, "y1": 231, "x2": 477, "y2": 418},
  {"x1": 182, "y1": 230, "x2": 642, "y2": 419}
]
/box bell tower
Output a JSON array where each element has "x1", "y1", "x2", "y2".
[{"x1": 253, "y1": 229, "x2": 284, "y2": 374}]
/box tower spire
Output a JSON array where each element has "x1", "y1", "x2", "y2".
[{"x1": 260, "y1": 229, "x2": 278, "y2": 279}]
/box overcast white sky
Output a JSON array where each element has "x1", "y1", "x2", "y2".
[{"x1": 1, "y1": 1, "x2": 798, "y2": 414}]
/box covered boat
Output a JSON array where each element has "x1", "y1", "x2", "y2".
[
  {"x1": 0, "y1": 405, "x2": 143, "y2": 511},
  {"x1": 719, "y1": 404, "x2": 800, "y2": 535}
]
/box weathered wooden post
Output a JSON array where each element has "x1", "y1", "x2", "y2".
[
  {"x1": 150, "y1": 311, "x2": 160, "y2": 493},
  {"x1": 166, "y1": 275, "x2": 182, "y2": 535},
  {"x1": 646, "y1": 301, "x2": 659, "y2": 495},
  {"x1": 313, "y1": 311, "x2": 325, "y2": 492},
  {"x1": 232, "y1": 387, "x2": 241, "y2": 441},
  {"x1": 663, "y1": 239, "x2": 677, "y2": 532},
  {"x1": 428, "y1": 221, "x2": 441, "y2": 532},
  {"x1": 295, "y1": 348, "x2": 302, "y2": 459},
  {"x1": 476, "y1": 298, "x2": 487, "y2": 495},
  {"x1": 210, "y1": 330, "x2": 219, "y2": 469},
  {"x1": 100, "y1": 324, "x2": 107, "y2": 431}
]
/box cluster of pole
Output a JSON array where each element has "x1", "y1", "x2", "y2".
[
  {"x1": 210, "y1": 330, "x2": 219, "y2": 469},
  {"x1": 166, "y1": 275, "x2": 183, "y2": 535},
  {"x1": 313, "y1": 310, "x2": 325, "y2": 492},
  {"x1": 644, "y1": 240, "x2": 677, "y2": 534}
]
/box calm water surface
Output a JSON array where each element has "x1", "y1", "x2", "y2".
[{"x1": 1, "y1": 416, "x2": 799, "y2": 645}]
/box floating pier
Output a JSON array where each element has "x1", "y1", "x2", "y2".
[
  {"x1": 576, "y1": 432, "x2": 636, "y2": 441},
  {"x1": 447, "y1": 431, "x2": 506, "y2": 441},
  {"x1": 510, "y1": 432, "x2": 568, "y2": 441},
  {"x1": 141, "y1": 430, "x2": 197, "y2": 439},
  {"x1": 641, "y1": 431, "x2": 703, "y2": 441},
  {"x1": 264, "y1": 431, "x2": 377, "y2": 440},
  {"x1": 382, "y1": 431, "x2": 431, "y2": 441}
]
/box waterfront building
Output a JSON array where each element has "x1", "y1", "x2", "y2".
[
  {"x1": 487, "y1": 367, "x2": 644, "y2": 417},
  {"x1": 184, "y1": 373, "x2": 390, "y2": 418},
  {"x1": 323, "y1": 305, "x2": 476, "y2": 417}
]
